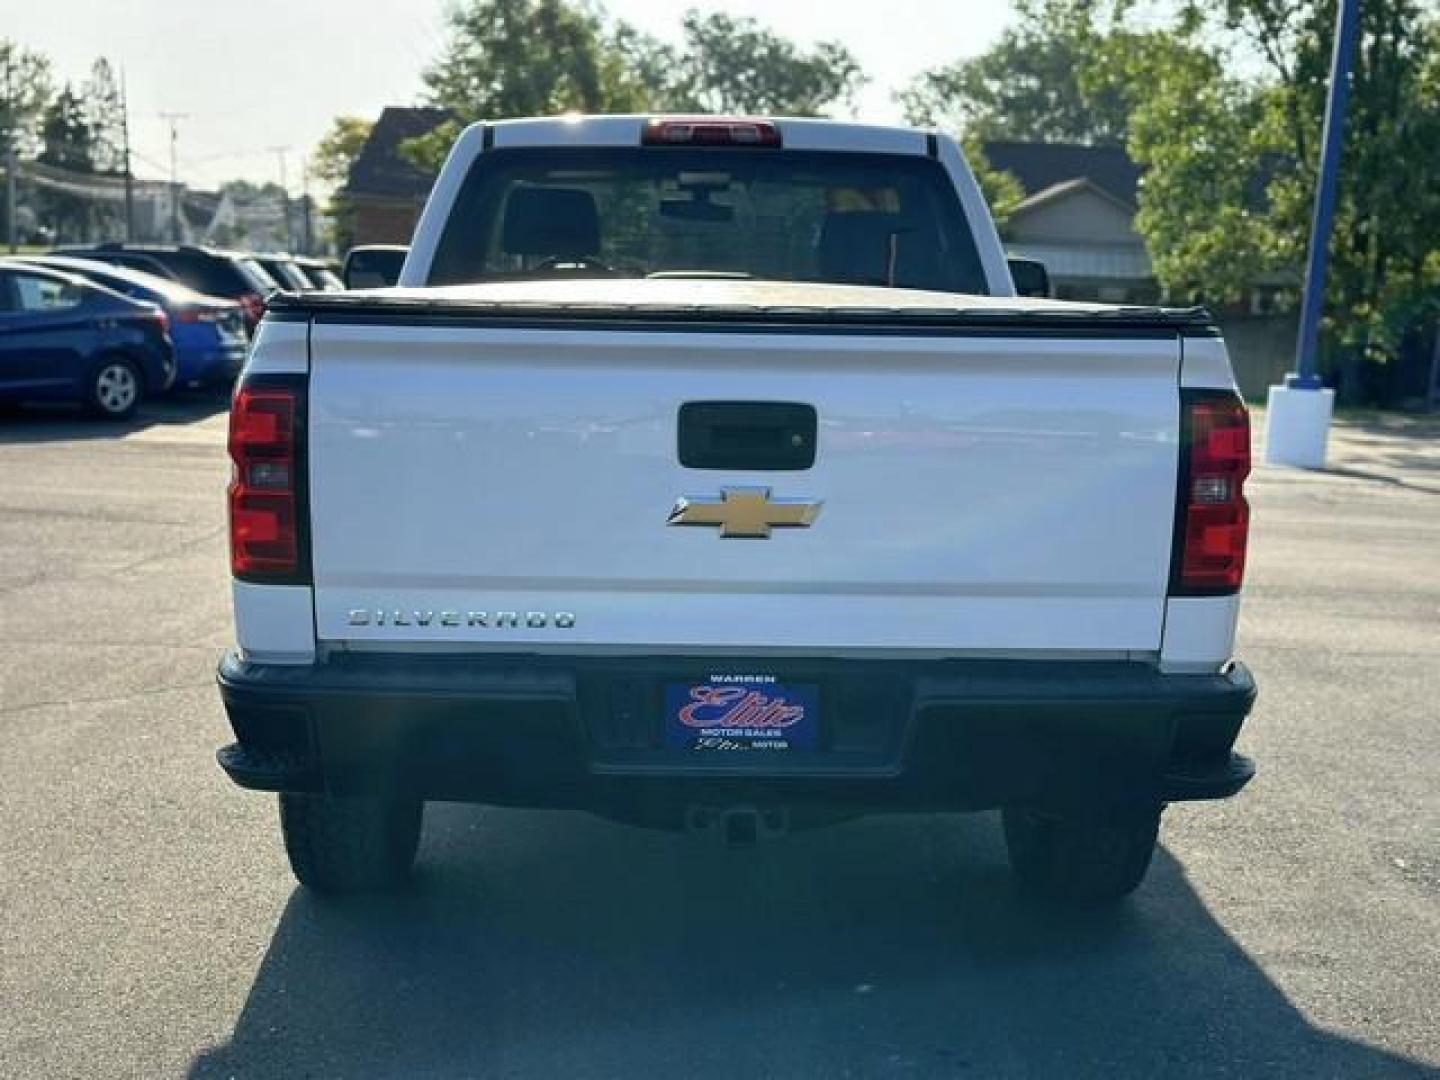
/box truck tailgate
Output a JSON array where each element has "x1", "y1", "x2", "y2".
[{"x1": 307, "y1": 322, "x2": 1180, "y2": 655}]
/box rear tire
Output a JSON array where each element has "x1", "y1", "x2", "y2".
[
  {"x1": 279, "y1": 793, "x2": 423, "y2": 894},
  {"x1": 1002, "y1": 803, "x2": 1161, "y2": 904},
  {"x1": 86, "y1": 357, "x2": 143, "y2": 420}
]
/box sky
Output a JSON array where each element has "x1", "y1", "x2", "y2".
[{"x1": 3, "y1": 0, "x2": 1011, "y2": 192}]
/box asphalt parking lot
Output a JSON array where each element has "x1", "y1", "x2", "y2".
[{"x1": 1, "y1": 399, "x2": 1437, "y2": 1079}]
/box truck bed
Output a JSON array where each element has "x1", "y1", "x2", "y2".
[{"x1": 268, "y1": 279, "x2": 1209, "y2": 659}]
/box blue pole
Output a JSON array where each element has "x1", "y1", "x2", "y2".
[{"x1": 1289, "y1": 0, "x2": 1363, "y2": 390}]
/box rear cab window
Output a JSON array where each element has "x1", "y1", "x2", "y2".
[{"x1": 428, "y1": 147, "x2": 988, "y2": 294}]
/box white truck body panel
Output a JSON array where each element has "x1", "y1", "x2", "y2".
[
  {"x1": 305, "y1": 284, "x2": 1182, "y2": 656},
  {"x1": 231, "y1": 116, "x2": 1247, "y2": 674}
]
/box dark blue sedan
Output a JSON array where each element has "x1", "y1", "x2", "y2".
[
  {"x1": 0, "y1": 260, "x2": 175, "y2": 420},
  {"x1": 21, "y1": 255, "x2": 247, "y2": 390}
]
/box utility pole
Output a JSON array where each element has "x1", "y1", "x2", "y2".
[
  {"x1": 1263, "y1": 0, "x2": 1362, "y2": 467},
  {"x1": 300, "y1": 156, "x2": 313, "y2": 255},
  {"x1": 269, "y1": 145, "x2": 292, "y2": 250},
  {"x1": 159, "y1": 111, "x2": 188, "y2": 243},
  {"x1": 120, "y1": 70, "x2": 134, "y2": 242}
]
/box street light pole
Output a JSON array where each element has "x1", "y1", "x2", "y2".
[
  {"x1": 159, "y1": 111, "x2": 188, "y2": 244},
  {"x1": 121, "y1": 70, "x2": 134, "y2": 242},
  {"x1": 1265, "y1": 0, "x2": 1362, "y2": 467},
  {"x1": 270, "y1": 145, "x2": 292, "y2": 250}
]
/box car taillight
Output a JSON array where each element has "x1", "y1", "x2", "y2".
[
  {"x1": 177, "y1": 306, "x2": 223, "y2": 323},
  {"x1": 144, "y1": 306, "x2": 170, "y2": 335},
  {"x1": 229, "y1": 382, "x2": 307, "y2": 582},
  {"x1": 238, "y1": 292, "x2": 266, "y2": 325},
  {"x1": 642, "y1": 117, "x2": 781, "y2": 147},
  {"x1": 1172, "y1": 392, "x2": 1250, "y2": 594}
]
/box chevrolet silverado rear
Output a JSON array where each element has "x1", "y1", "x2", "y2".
[{"x1": 217, "y1": 116, "x2": 1256, "y2": 902}]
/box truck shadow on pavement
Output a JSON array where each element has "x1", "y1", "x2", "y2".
[{"x1": 189, "y1": 807, "x2": 1435, "y2": 1079}]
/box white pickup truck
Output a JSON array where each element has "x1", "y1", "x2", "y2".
[{"x1": 217, "y1": 116, "x2": 1255, "y2": 903}]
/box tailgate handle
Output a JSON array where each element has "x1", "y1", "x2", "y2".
[{"x1": 678, "y1": 401, "x2": 817, "y2": 470}]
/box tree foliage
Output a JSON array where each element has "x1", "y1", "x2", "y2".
[
  {"x1": 1136, "y1": 0, "x2": 1440, "y2": 367},
  {"x1": 899, "y1": 0, "x2": 1133, "y2": 144},
  {"x1": 404, "y1": 0, "x2": 866, "y2": 171},
  {"x1": 82, "y1": 59, "x2": 125, "y2": 175},
  {"x1": 311, "y1": 116, "x2": 374, "y2": 191},
  {"x1": 36, "y1": 85, "x2": 97, "y2": 237},
  {"x1": 962, "y1": 136, "x2": 1026, "y2": 237},
  {"x1": 665, "y1": 11, "x2": 865, "y2": 116},
  {"x1": 38, "y1": 86, "x2": 94, "y2": 171},
  {"x1": 908, "y1": 0, "x2": 1440, "y2": 380},
  {"x1": 0, "y1": 37, "x2": 54, "y2": 156},
  {"x1": 310, "y1": 116, "x2": 374, "y2": 250}
]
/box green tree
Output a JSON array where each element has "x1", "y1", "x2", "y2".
[
  {"x1": 311, "y1": 116, "x2": 373, "y2": 191},
  {"x1": 404, "y1": 1, "x2": 870, "y2": 171},
  {"x1": 963, "y1": 136, "x2": 1026, "y2": 236},
  {"x1": 1110, "y1": 31, "x2": 1278, "y2": 303},
  {"x1": 666, "y1": 11, "x2": 866, "y2": 116},
  {"x1": 407, "y1": 0, "x2": 627, "y2": 170},
  {"x1": 425, "y1": 0, "x2": 615, "y2": 115},
  {"x1": 36, "y1": 85, "x2": 96, "y2": 239},
  {"x1": 82, "y1": 58, "x2": 125, "y2": 175},
  {"x1": 899, "y1": 0, "x2": 1133, "y2": 144},
  {"x1": 311, "y1": 116, "x2": 374, "y2": 251},
  {"x1": 1135, "y1": 0, "x2": 1440, "y2": 384},
  {"x1": 1, "y1": 38, "x2": 54, "y2": 156}
]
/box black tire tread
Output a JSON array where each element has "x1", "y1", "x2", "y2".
[
  {"x1": 278, "y1": 793, "x2": 423, "y2": 894},
  {"x1": 1002, "y1": 803, "x2": 1161, "y2": 904}
]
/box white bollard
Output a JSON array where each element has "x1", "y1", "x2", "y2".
[{"x1": 1264, "y1": 384, "x2": 1335, "y2": 468}]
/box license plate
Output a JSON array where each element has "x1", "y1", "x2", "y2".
[{"x1": 664, "y1": 676, "x2": 819, "y2": 752}]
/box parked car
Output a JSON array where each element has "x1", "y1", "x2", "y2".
[
  {"x1": 252, "y1": 253, "x2": 313, "y2": 292},
  {"x1": 219, "y1": 116, "x2": 1256, "y2": 902},
  {"x1": 53, "y1": 244, "x2": 280, "y2": 333},
  {"x1": 20, "y1": 255, "x2": 247, "y2": 390},
  {"x1": 291, "y1": 256, "x2": 344, "y2": 291},
  {"x1": 0, "y1": 259, "x2": 175, "y2": 419},
  {"x1": 341, "y1": 244, "x2": 407, "y2": 288}
]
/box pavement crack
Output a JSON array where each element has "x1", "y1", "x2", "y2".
[{"x1": 0, "y1": 682, "x2": 211, "y2": 717}]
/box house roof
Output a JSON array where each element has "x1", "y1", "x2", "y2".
[
  {"x1": 1011, "y1": 176, "x2": 1139, "y2": 218},
  {"x1": 982, "y1": 140, "x2": 1141, "y2": 207},
  {"x1": 347, "y1": 106, "x2": 453, "y2": 200}
]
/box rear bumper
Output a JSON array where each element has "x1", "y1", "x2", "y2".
[{"x1": 216, "y1": 652, "x2": 1256, "y2": 817}]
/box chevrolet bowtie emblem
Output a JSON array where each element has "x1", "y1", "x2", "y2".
[{"x1": 667, "y1": 487, "x2": 823, "y2": 539}]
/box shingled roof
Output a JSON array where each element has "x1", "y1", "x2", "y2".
[
  {"x1": 981, "y1": 140, "x2": 1141, "y2": 207},
  {"x1": 346, "y1": 106, "x2": 452, "y2": 200}
]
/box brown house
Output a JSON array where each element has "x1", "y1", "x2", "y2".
[{"x1": 345, "y1": 106, "x2": 452, "y2": 246}]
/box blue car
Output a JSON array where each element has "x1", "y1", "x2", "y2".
[
  {"x1": 23, "y1": 255, "x2": 247, "y2": 390},
  {"x1": 0, "y1": 259, "x2": 175, "y2": 420}
]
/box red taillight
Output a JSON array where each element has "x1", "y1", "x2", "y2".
[
  {"x1": 177, "y1": 306, "x2": 223, "y2": 324},
  {"x1": 144, "y1": 306, "x2": 170, "y2": 335},
  {"x1": 1174, "y1": 393, "x2": 1250, "y2": 594},
  {"x1": 642, "y1": 117, "x2": 781, "y2": 147},
  {"x1": 238, "y1": 292, "x2": 266, "y2": 325},
  {"x1": 229, "y1": 385, "x2": 305, "y2": 581}
]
